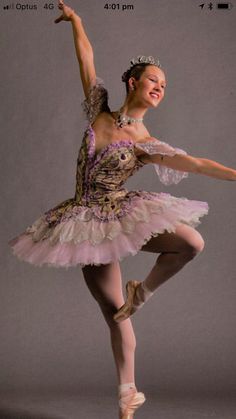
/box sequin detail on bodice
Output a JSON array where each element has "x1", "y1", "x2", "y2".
[{"x1": 73, "y1": 126, "x2": 144, "y2": 216}]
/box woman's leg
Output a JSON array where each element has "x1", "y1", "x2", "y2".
[
  {"x1": 140, "y1": 224, "x2": 205, "y2": 292},
  {"x1": 82, "y1": 262, "x2": 136, "y2": 385},
  {"x1": 114, "y1": 224, "x2": 205, "y2": 321}
]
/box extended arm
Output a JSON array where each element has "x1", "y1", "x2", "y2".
[
  {"x1": 70, "y1": 14, "x2": 96, "y2": 97},
  {"x1": 141, "y1": 147, "x2": 236, "y2": 181},
  {"x1": 135, "y1": 138, "x2": 236, "y2": 181},
  {"x1": 55, "y1": 1, "x2": 96, "y2": 98}
]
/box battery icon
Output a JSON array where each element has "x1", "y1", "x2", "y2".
[{"x1": 217, "y1": 3, "x2": 233, "y2": 8}]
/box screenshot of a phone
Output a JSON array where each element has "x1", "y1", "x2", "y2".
[{"x1": 1, "y1": 1, "x2": 236, "y2": 417}]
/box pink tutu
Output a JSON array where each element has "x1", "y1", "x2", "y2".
[{"x1": 9, "y1": 191, "x2": 208, "y2": 268}]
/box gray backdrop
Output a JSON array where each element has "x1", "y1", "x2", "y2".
[{"x1": 1, "y1": 0, "x2": 236, "y2": 402}]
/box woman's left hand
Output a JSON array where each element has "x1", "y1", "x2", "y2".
[{"x1": 54, "y1": 0, "x2": 76, "y2": 24}]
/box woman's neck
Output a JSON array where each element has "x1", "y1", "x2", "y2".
[{"x1": 118, "y1": 97, "x2": 148, "y2": 119}]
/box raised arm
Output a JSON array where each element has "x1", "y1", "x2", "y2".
[
  {"x1": 55, "y1": 1, "x2": 96, "y2": 98},
  {"x1": 136, "y1": 138, "x2": 236, "y2": 181}
]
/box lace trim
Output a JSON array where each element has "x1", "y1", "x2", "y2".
[
  {"x1": 81, "y1": 77, "x2": 110, "y2": 125},
  {"x1": 135, "y1": 139, "x2": 189, "y2": 185}
]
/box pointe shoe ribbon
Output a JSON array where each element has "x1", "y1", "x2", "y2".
[
  {"x1": 119, "y1": 391, "x2": 146, "y2": 419},
  {"x1": 113, "y1": 280, "x2": 144, "y2": 323}
]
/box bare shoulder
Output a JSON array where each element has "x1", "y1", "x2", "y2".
[
  {"x1": 91, "y1": 112, "x2": 155, "y2": 156},
  {"x1": 93, "y1": 111, "x2": 112, "y2": 123},
  {"x1": 92, "y1": 111, "x2": 113, "y2": 131}
]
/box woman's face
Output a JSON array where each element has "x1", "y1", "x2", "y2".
[{"x1": 131, "y1": 65, "x2": 167, "y2": 108}]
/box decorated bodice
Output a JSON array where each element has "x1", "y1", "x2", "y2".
[
  {"x1": 74, "y1": 77, "x2": 188, "y2": 207},
  {"x1": 74, "y1": 127, "x2": 144, "y2": 206}
]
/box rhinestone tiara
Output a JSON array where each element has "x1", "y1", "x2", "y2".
[{"x1": 122, "y1": 55, "x2": 161, "y2": 82}]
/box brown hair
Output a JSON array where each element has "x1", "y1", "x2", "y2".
[{"x1": 122, "y1": 63, "x2": 152, "y2": 94}]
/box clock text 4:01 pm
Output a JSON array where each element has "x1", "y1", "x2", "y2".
[{"x1": 104, "y1": 3, "x2": 134, "y2": 11}]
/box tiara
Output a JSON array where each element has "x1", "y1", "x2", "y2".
[{"x1": 122, "y1": 55, "x2": 161, "y2": 82}]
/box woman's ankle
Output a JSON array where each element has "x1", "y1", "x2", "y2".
[
  {"x1": 118, "y1": 382, "x2": 136, "y2": 397},
  {"x1": 134, "y1": 281, "x2": 154, "y2": 306}
]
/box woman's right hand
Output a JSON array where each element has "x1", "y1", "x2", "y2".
[{"x1": 54, "y1": 0, "x2": 77, "y2": 24}]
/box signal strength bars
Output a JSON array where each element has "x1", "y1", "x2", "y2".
[{"x1": 3, "y1": 3, "x2": 14, "y2": 9}]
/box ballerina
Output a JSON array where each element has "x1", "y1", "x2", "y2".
[{"x1": 9, "y1": 1, "x2": 236, "y2": 418}]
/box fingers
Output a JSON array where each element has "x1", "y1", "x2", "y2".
[
  {"x1": 55, "y1": 0, "x2": 64, "y2": 23},
  {"x1": 54, "y1": 14, "x2": 63, "y2": 23},
  {"x1": 55, "y1": 0, "x2": 75, "y2": 24}
]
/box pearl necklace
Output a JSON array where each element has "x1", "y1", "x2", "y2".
[{"x1": 115, "y1": 109, "x2": 143, "y2": 129}]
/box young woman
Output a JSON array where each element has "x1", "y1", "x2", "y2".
[{"x1": 9, "y1": 1, "x2": 236, "y2": 418}]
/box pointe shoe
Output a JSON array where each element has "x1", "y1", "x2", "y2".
[
  {"x1": 119, "y1": 390, "x2": 146, "y2": 419},
  {"x1": 113, "y1": 280, "x2": 144, "y2": 323}
]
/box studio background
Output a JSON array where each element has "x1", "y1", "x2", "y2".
[{"x1": 1, "y1": 0, "x2": 236, "y2": 412}]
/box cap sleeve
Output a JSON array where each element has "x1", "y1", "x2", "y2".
[
  {"x1": 135, "y1": 139, "x2": 188, "y2": 185},
  {"x1": 81, "y1": 77, "x2": 110, "y2": 125}
]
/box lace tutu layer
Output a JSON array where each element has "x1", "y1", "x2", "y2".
[{"x1": 9, "y1": 191, "x2": 209, "y2": 268}]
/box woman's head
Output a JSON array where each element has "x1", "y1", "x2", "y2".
[
  {"x1": 122, "y1": 63, "x2": 151, "y2": 94},
  {"x1": 122, "y1": 56, "x2": 166, "y2": 107},
  {"x1": 123, "y1": 64, "x2": 166, "y2": 108}
]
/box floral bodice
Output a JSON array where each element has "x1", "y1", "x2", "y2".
[{"x1": 74, "y1": 126, "x2": 145, "y2": 207}]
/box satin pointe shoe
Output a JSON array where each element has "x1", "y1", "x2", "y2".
[
  {"x1": 113, "y1": 280, "x2": 144, "y2": 323},
  {"x1": 119, "y1": 390, "x2": 146, "y2": 419}
]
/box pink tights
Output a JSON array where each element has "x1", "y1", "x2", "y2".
[{"x1": 82, "y1": 224, "x2": 205, "y2": 385}]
